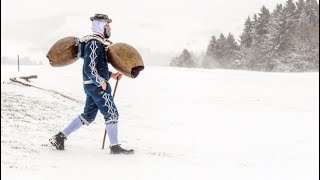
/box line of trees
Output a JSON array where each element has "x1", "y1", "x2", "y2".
[{"x1": 171, "y1": 0, "x2": 319, "y2": 72}]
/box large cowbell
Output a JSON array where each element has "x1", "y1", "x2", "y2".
[
  {"x1": 107, "y1": 43, "x2": 144, "y2": 78},
  {"x1": 46, "y1": 36, "x2": 79, "y2": 67},
  {"x1": 46, "y1": 36, "x2": 144, "y2": 78}
]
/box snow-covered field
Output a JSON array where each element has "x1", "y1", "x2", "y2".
[{"x1": 1, "y1": 62, "x2": 319, "y2": 180}]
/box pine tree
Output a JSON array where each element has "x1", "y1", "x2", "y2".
[
  {"x1": 180, "y1": 49, "x2": 195, "y2": 68},
  {"x1": 214, "y1": 34, "x2": 227, "y2": 67},
  {"x1": 225, "y1": 33, "x2": 240, "y2": 68},
  {"x1": 203, "y1": 35, "x2": 217, "y2": 68},
  {"x1": 203, "y1": 34, "x2": 227, "y2": 68},
  {"x1": 240, "y1": 17, "x2": 254, "y2": 49},
  {"x1": 284, "y1": 0, "x2": 297, "y2": 17},
  {"x1": 170, "y1": 49, "x2": 195, "y2": 68},
  {"x1": 293, "y1": 0, "x2": 319, "y2": 71},
  {"x1": 206, "y1": 35, "x2": 217, "y2": 58},
  {"x1": 247, "y1": 6, "x2": 271, "y2": 70},
  {"x1": 270, "y1": 7, "x2": 284, "y2": 46},
  {"x1": 265, "y1": 4, "x2": 288, "y2": 71},
  {"x1": 180, "y1": 49, "x2": 191, "y2": 62},
  {"x1": 240, "y1": 15, "x2": 256, "y2": 69},
  {"x1": 283, "y1": 0, "x2": 298, "y2": 37},
  {"x1": 305, "y1": 0, "x2": 319, "y2": 25},
  {"x1": 254, "y1": 6, "x2": 271, "y2": 42},
  {"x1": 296, "y1": 0, "x2": 306, "y2": 15},
  {"x1": 170, "y1": 56, "x2": 180, "y2": 67},
  {"x1": 226, "y1": 33, "x2": 239, "y2": 50},
  {"x1": 252, "y1": 14, "x2": 258, "y2": 26}
]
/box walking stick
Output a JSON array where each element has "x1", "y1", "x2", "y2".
[{"x1": 102, "y1": 77, "x2": 120, "y2": 150}]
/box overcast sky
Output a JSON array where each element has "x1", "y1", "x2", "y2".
[{"x1": 2, "y1": 0, "x2": 290, "y2": 64}]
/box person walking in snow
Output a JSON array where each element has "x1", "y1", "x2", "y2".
[{"x1": 49, "y1": 13, "x2": 134, "y2": 155}]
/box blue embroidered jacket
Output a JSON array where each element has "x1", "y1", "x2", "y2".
[{"x1": 78, "y1": 38, "x2": 112, "y2": 87}]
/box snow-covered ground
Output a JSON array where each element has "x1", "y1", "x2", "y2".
[{"x1": 1, "y1": 62, "x2": 319, "y2": 180}]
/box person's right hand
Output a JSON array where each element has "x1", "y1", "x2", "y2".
[
  {"x1": 102, "y1": 81, "x2": 107, "y2": 90},
  {"x1": 111, "y1": 72, "x2": 122, "y2": 80}
]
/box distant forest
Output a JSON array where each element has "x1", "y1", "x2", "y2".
[{"x1": 171, "y1": 0, "x2": 319, "y2": 72}]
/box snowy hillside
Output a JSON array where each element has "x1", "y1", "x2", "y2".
[{"x1": 1, "y1": 63, "x2": 319, "y2": 180}]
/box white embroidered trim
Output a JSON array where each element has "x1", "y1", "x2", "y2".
[
  {"x1": 102, "y1": 93, "x2": 118, "y2": 123},
  {"x1": 89, "y1": 41, "x2": 105, "y2": 86}
]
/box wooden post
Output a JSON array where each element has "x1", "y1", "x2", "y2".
[{"x1": 18, "y1": 55, "x2": 20, "y2": 72}]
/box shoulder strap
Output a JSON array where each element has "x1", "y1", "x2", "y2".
[{"x1": 79, "y1": 35, "x2": 111, "y2": 46}]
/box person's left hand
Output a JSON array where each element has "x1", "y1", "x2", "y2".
[
  {"x1": 101, "y1": 81, "x2": 107, "y2": 90},
  {"x1": 111, "y1": 72, "x2": 122, "y2": 80}
]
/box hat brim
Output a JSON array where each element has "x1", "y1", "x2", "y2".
[{"x1": 90, "y1": 17, "x2": 112, "y2": 23}]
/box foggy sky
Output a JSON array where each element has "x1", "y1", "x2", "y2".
[{"x1": 2, "y1": 0, "x2": 290, "y2": 64}]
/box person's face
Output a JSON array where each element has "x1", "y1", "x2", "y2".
[
  {"x1": 104, "y1": 22, "x2": 111, "y2": 38},
  {"x1": 105, "y1": 22, "x2": 111, "y2": 31}
]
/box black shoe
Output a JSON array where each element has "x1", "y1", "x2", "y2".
[
  {"x1": 110, "y1": 144, "x2": 134, "y2": 155},
  {"x1": 49, "y1": 132, "x2": 67, "y2": 150}
]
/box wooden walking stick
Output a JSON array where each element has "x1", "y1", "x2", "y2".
[{"x1": 102, "y1": 77, "x2": 120, "y2": 149}]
